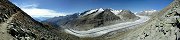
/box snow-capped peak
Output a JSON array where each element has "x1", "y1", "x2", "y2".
[
  {"x1": 111, "y1": 10, "x2": 122, "y2": 15},
  {"x1": 83, "y1": 9, "x2": 98, "y2": 16},
  {"x1": 81, "y1": 8, "x2": 125, "y2": 16},
  {"x1": 98, "y1": 8, "x2": 104, "y2": 12},
  {"x1": 81, "y1": 8, "x2": 105, "y2": 16}
]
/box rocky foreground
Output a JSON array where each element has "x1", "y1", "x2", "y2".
[
  {"x1": 109, "y1": 0, "x2": 180, "y2": 40},
  {"x1": 0, "y1": 0, "x2": 73, "y2": 40}
]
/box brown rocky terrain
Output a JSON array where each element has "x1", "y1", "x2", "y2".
[
  {"x1": 117, "y1": 10, "x2": 140, "y2": 21},
  {"x1": 0, "y1": 0, "x2": 72, "y2": 40},
  {"x1": 99, "y1": 0, "x2": 180, "y2": 40}
]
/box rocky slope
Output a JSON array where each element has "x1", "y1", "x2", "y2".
[
  {"x1": 66, "y1": 9, "x2": 119, "y2": 30},
  {"x1": 116, "y1": 10, "x2": 140, "y2": 21},
  {"x1": 102, "y1": 0, "x2": 180, "y2": 40},
  {"x1": 0, "y1": 0, "x2": 67, "y2": 40}
]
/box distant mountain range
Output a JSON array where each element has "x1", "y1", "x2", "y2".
[
  {"x1": 43, "y1": 8, "x2": 139, "y2": 30},
  {"x1": 34, "y1": 9, "x2": 158, "y2": 22},
  {"x1": 42, "y1": 13, "x2": 80, "y2": 27},
  {"x1": 33, "y1": 17, "x2": 52, "y2": 22}
]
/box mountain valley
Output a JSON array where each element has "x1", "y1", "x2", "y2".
[{"x1": 0, "y1": 0, "x2": 179, "y2": 40}]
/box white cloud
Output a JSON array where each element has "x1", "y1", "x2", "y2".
[
  {"x1": 22, "y1": 4, "x2": 38, "y2": 8},
  {"x1": 144, "y1": 10, "x2": 157, "y2": 13},
  {"x1": 14, "y1": 3, "x2": 67, "y2": 17},
  {"x1": 137, "y1": 9, "x2": 157, "y2": 13}
]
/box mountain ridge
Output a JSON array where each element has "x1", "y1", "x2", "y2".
[{"x1": 43, "y1": 8, "x2": 139, "y2": 31}]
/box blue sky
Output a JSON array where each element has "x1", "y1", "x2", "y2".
[{"x1": 9, "y1": 0, "x2": 173, "y2": 17}]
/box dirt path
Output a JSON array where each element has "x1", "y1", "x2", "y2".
[{"x1": 0, "y1": 12, "x2": 18, "y2": 40}]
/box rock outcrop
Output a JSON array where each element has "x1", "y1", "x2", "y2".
[
  {"x1": 117, "y1": 0, "x2": 180, "y2": 40},
  {"x1": 116, "y1": 10, "x2": 140, "y2": 21},
  {"x1": 0, "y1": 0, "x2": 62, "y2": 40}
]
